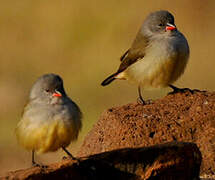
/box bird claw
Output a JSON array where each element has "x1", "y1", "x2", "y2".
[
  {"x1": 62, "y1": 156, "x2": 68, "y2": 160},
  {"x1": 32, "y1": 162, "x2": 47, "y2": 168},
  {"x1": 168, "y1": 85, "x2": 201, "y2": 95},
  {"x1": 168, "y1": 88, "x2": 200, "y2": 95},
  {"x1": 62, "y1": 156, "x2": 81, "y2": 165},
  {"x1": 137, "y1": 97, "x2": 146, "y2": 105}
]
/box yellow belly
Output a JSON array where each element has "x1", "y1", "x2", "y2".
[
  {"x1": 16, "y1": 119, "x2": 77, "y2": 153},
  {"x1": 116, "y1": 34, "x2": 189, "y2": 89},
  {"x1": 119, "y1": 54, "x2": 188, "y2": 89}
]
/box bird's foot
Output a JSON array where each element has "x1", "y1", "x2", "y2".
[
  {"x1": 62, "y1": 147, "x2": 81, "y2": 164},
  {"x1": 32, "y1": 162, "x2": 47, "y2": 168},
  {"x1": 137, "y1": 97, "x2": 152, "y2": 105},
  {"x1": 62, "y1": 156, "x2": 68, "y2": 160},
  {"x1": 63, "y1": 155, "x2": 81, "y2": 165},
  {"x1": 62, "y1": 155, "x2": 80, "y2": 160},
  {"x1": 137, "y1": 97, "x2": 146, "y2": 105},
  {"x1": 168, "y1": 85, "x2": 201, "y2": 95}
]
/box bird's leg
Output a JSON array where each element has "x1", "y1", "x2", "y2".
[
  {"x1": 32, "y1": 150, "x2": 39, "y2": 167},
  {"x1": 32, "y1": 150, "x2": 37, "y2": 166},
  {"x1": 31, "y1": 150, "x2": 47, "y2": 168},
  {"x1": 62, "y1": 147, "x2": 79, "y2": 161},
  {"x1": 137, "y1": 85, "x2": 145, "y2": 105},
  {"x1": 168, "y1": 84, "x2": 200, "y2": 94}
]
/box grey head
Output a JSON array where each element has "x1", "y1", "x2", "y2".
[
  {"x1": 29, "y1": 73, "x2": 66, "y2": 101},
  {"x1": 142, "y1": 10, "x2": 177, "y2": 38}
]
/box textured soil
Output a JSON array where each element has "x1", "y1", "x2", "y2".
[
  {"x1": 78, "y1": 90, "x2": 215, "y2": 175},
  {"x1": 3, "y1": 142, "x2": 201, "y2": 180}
]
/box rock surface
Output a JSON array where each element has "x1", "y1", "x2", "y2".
[
  {"x1": 2, "y1": 142, "x2": 201, "y2": 180},
  {"x1": 78, "y1": 90, "x2": 215, "y2": 175}
]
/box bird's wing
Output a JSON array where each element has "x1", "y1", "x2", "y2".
[
  {"x1": 117, "y1": 31, "x2": 148, "y2": 73},
  {"x1": 20, "y1": 101, "x2": 29, "y2": 117},
  {"x1": 120, "y1": 49, "x2": 129, "y2": 61}
]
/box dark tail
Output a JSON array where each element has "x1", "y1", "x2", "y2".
[{"x1": 101, "y1": 72, "x2": 118, "y2": 86}]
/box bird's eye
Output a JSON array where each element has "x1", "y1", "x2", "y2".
[
  {"x1": 45, "y1": 89, "x2": 50, "y2": 93},
  {"x1": 158, "y1": 23, "x2": 164, "y2": 27}
]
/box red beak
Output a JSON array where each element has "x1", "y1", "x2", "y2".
[
  {"x1": 165, "y1": 24, "x2": 176, "y2": 31},
  {"x1": 52, "y1": 91, "x2": 62, "y2": 97}
]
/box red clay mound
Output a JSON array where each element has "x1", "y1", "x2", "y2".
[
  {"x1": 3, "y1": 142, "x2": 201, "y2": 180},
  {"x1": 78, "y1": 90, "x2": 215, "y2": 175}
]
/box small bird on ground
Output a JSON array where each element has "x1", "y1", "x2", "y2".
[
  {"x1": 101, "y1": 10, "x2": 190, "y2": 104},
  {"x1": 16, "y1": 73, "x2": 82, "y2": 166}
]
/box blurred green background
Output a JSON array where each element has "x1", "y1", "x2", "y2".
[{"x1": 0, "y1": 0, "x2": 215, "y2": 175}]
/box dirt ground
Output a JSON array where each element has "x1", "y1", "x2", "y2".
[{"x1": 79, "y1": 90, "x2": 215, "y2": 176}]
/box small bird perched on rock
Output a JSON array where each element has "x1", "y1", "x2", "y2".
[
  {"x1": 16, "y1": 73, "x2": 82, "y2": 166},
  {"x1": 101, "y1": 10, "x2": 190, "y2": 104}
]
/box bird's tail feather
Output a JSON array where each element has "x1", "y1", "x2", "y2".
[{"x1": 101, "y1": 72, "x2": 118, "y2": 86}]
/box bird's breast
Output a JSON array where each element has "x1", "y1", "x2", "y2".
[
  {"x1": 123, "y1": 36, "x2": 189, "y2": 88},
  {"x1": 16, "y1": 103, "x2": 81, "y2": 153}
]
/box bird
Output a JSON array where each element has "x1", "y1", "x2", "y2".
[
  {"x1": 101, "y1": 10, "x2": 190, "y2": 104},
  {"x1": 15, "y1": 73, "x2": 82, "y2": 166}
]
